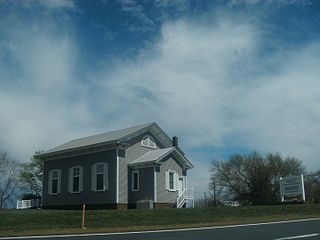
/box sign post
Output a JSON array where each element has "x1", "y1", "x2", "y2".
[
  {"x1": 280, "y1": 174, "x2": 305, "y2": 202},
  {"x1": 81, "y1": 204, "x2": 86, "y2": 229}
]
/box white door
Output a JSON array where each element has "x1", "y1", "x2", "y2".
[{"x1": 178, "y1": 177, "x2": 184, "y2": 196}]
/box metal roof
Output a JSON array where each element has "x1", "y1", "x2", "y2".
[
  {"x1": 38, "y1": 122, "x2": 154, "y2": 156},
  {"x1": 129, "y1": 147, "x2": 193, "y2": 170},
  {"x1": 129, "y1": 147, "x2": 175, "y2": 165}
]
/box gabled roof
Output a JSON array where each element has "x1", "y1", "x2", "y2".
[
  {"x1": 37, "y1": 122, "x2": 173, "y2": 159},
  {"x1": 129, "y1": 147, "x2": 193, "y2": 170},
  {"x1": 130, "y1": 147, "x2": 175, "y2": 165}
]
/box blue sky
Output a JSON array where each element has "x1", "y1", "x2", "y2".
[{"x1": 1, "y1": 0, "x2": 320, "y2": 198}]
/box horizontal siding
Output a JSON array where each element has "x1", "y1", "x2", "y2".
[
  {"x1": 128, "y1": 167, "x2": 154, "y2": 204},
  {"x1": 156, "y1": 156, "x2": 183, "y2": 204},
  {"x1": 119, "y1": 131, "x2": 162, "y2": 204},
  {"x1": 118, "y1": 153, "x2": 127, "y2": 203},
  {"x1": 43, "y1": 150, "x2": 117, "y2": 207}
]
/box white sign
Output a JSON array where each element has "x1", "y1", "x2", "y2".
[{"x1": 280, "y1": 174, "x2": 305, "y2": 201}]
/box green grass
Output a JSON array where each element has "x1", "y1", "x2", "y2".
[{"x1": 1, "y1": 204, "x2": 320, "y2": 237}]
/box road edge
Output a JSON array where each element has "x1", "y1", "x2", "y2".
[{"x1": 1, "y1": 217, "x2": 320, "y2": 240}]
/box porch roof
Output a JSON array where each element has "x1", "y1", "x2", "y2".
[{"x1": 129, "y1": 147, "x2": 193, "y2": 170}]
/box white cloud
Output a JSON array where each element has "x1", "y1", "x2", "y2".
[
  {"x1": 1, "y1": 3, "x2": 319, "y2": 198},
  {"x1": 119, "y1": 0, "x2": 156, "y2": 32},
  {"x1": 1, "y1": 0, "x2": 76, "y2": 10},
  {"x1": 0, "y1": 7, "x2": 94, "y2": 161},
  {"x1": 234, "y1": 43, "x2": 320, "y2": 169},
  {"x1": 96, "y1": 16, "x2": 258, "y2": 144},
  {"x1": 226, "y1": 0, "x2": 312, "y2": 6},
  {"x1": 94, "y1": 14, "x2": 320, "y2": 172},
  {"x1": 35, "y1": 0, "x2": 75, "y2": 9},
  {"x1": 188, "y1": 158, "x2": 213, "y2": 198}
]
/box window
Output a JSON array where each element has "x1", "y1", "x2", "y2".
[
  {"x1": 68, "y1": 166, "x2": 83, "y2": 193},
  {"x1": 141, "y1": 135, "x2": 157, "y2": 149},
  {"x1": 131, "y1": 170, "x2": 139, "y2": 191},
  {"x1": 165, "y1": 170, "x2": 177, "y2": 192},
  {"x1": 169, "y1": 172, "x2": 174, "y2": 190},
  {"x1": 96, "y1": 164, "x2": 104, "y2": 190},
  {"x1": 91, "y1": 163, "x2": 108, "y2": 192},
  {"x1": 48, "y1": 169, "x2": 61, "y2": 195}
]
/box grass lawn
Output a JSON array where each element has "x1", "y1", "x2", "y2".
[{"x1": 1, "y1": 204, "x2": 320, "y2": 237}]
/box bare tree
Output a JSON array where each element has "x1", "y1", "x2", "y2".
[
  {"x1": 304, "y1": 170, "x2": 320, "y2": 203},
  {"x1": 0, "y1": 153, "x2": 21, "y2": 208},
  {"x1": 0, "y1": 152, "x2": 8, "y2": 174},
  {"x1": 19, "y1": 152, "x2": 43, "y2": 196}
]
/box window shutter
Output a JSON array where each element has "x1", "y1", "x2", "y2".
[
  {"x1": 57, "y1": 170, "x2": 61, "y2": 194},
  {"x1": 79, "y1": 166, "x2": 83, "y2": 192},
  {"x1": 48, "y1": 171, "x2": 52, "y2": 195},
  {"x1": 91, "y1": 164, "x2": 95, "y2": 191},
  {"x1": 174, "y1": 172, "x2": 178, "y2": 191},
  {"x1": 165, "y1": 171, "x2": 169, "y2": 190},
  {"x1": 68, "y1": 168, "x2": 72, "y2": 193},
  {"x1": 104, "y1": 163, "x2": 108, "y2": 190}
]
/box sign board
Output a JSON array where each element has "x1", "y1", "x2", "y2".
[{"x1": 280, "y1": 174, "x2": 305, "y2": 201}]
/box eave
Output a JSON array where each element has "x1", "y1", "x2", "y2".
[{"x1": 35, "y1": 141, "x2": 129, "y2": 161}]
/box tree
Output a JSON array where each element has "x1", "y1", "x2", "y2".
[
  {"x1": 0, "y1": 152, "x2": 21, "y2": 208},
  {"x1": 304, "y1": 170, "x2": 320, "y2": 203},
  {"x1": 265, "y1": 153, "x2": 304, "y2": 201},
  {"x1": 0, "y1": 152, "x2": 8, "y2": 174},
  {"x1": 19, "y1": 152, "x2": 43, "y2": 196},
  {"x1": 210, "y1": 152, "x2": 304, "y2": 205}
]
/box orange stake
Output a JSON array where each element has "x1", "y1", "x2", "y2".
[{"x1": 81, "y1": 204, "x2": 86, "y2": 229}]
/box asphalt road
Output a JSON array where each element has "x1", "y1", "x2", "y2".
[{"x1": 2, "y1": 218, "x2": 320, "y2": 240}]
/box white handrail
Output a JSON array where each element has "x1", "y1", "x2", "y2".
[{"x1": 177, "y1": 188, "x2": 194, "y2": 208}]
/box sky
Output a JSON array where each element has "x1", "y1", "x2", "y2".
[{"x1": 1, "y1": 0, "x2": 320, "y2": 198}]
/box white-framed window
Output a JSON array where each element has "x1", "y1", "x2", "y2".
[
  {"x1": 131, "y1": 170, "x2": 139, "y2": 191},
  {"x1": 165, "y1": 170, "x2": 177, "y2": 192},
  {"x1": 91, "y1": 162, "x2": 108, "y2": 192},
  {"x1": 141, "y1": 135, "x2": 157, "y2": 149},
  {"x1": 169, "y1": 172, "x2": 175, "y2": 190},
  {"x1": 48, "y1": 169, "x2": 61, "y2": 195},
  {"x1": 68, "y1": 166, "x2": 83, "y2": 193}
]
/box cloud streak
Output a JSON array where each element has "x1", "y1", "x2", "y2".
[
  {"x1": 92, "y1": 12, "x2": 320, "y2": 195},
  {"x1": 1, "y1": 1, "x2": 319, "y2": 197},
  {"x1": 0, "y1": 2, "x2": 94, "y2": 160},
  {"x1": 101, "y1": 16, "x2": 320, "y2": 166}
]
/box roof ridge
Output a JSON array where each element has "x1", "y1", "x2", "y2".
[
  {"x1": 60, "y1": 122, "x2": 154, "y2": 144},
  {"x1": 38, "y1": 122, "x2": 155, "y2": 156}
]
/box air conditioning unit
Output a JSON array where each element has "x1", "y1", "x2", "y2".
[{"x1": 136, "y1": 200, "x2": 154, "y2": 209}]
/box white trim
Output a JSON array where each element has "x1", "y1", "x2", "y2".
[
  {"x1": 68, "y1": 166, "x2": 83, "y2": 194},
  {"x1": 178, "y1": 177, "x2": 184, "y2": 196},
  {"x1": 167, "y1": 170, "x2": 177, "y2": 192},
  {"x1": 141, "y1": 135, "x2": 157, "y2": 149},
  {"x1": 174, "y1": 172, "x2": 178, "y2": 191},
  {"x1": 131, "y1": 170, "x2": 139, "y2": 191},
  {"x1": 185, "y1": 174, "x2": 188, "y2": 188},
  {"x1": 165, "y1": 171, "x2": 169, "y2": 190},
  {"x1": 2, "y1": 218, "x2": 320, "y2": 239},
  {"x1": 79, "y1": 167, "x2": 83, "y2": 192},
  {"x1": 48, "y1": 169, "x2": 61, "y2": 195},
  {"x1": 116, "y1": 148, "x2": 119, "y2": 203},
  {"x1": 154, "y1": 167, "x2": 157, "y2": 202},
  {"x1": 39, "y1": 144, "x2": 120, "y2": 161},
  {"x1": 91, "y1": 162, "x2": 108, "y2": 192}
]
